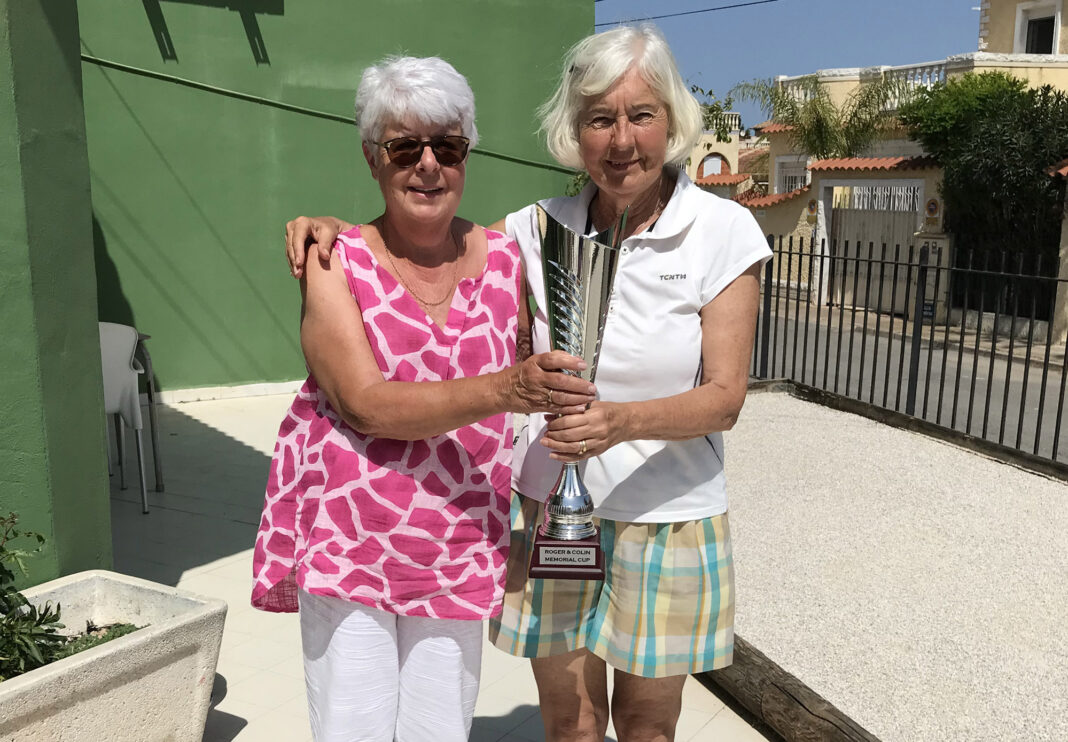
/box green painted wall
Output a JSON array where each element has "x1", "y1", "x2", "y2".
[
  {"x1": 0, "y1": 0, "x2": 112, "y2": 587},
  {"x1": 78, "y1": 0, "x2": 593, "y2": 391}
]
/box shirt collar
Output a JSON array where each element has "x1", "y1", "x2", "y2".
[{"x1": 538, "y1": 168, "x2": 701, "y2": 246}]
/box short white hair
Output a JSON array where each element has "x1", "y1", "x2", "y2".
[
  {"x1": 355, "y1": 56, "x2": 479, "y2": 162},
  {"x1": 540, "y1": 25, "x2": 702, "y2": 170}
]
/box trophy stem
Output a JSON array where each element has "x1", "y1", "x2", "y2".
[{"x1": 539, "y1": 462, "x2": 597, "y2": 540}]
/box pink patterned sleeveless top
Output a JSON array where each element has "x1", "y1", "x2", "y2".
[{"x1": 252, "y1": 225, "x2": 520, "y2": 620}]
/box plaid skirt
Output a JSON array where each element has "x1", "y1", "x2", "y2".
[{"x1": 488, "y1": 493, "x2": 735, "y2": 679}]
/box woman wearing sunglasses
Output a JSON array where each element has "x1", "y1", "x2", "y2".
[
  {"x1": 285, "y1": 26, "x2": 771, "y2": 742},
  {"x1": 251, "y1": 55, "x2": 594, "y2": 742}
]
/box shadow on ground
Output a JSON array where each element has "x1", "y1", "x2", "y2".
[
  {"x1": 202, "y1": 674, "x2": 248, "y2": 742},
  {"x1": 470, "y1": 703, "x2": 619, "y2": 742},
  {"x1": 108, "y1": 402, "x2": 273, "y2": 586}
]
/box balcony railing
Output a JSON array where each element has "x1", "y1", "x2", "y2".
[
  {"x1": 706, "y1": 111, "x2": 742, "y2": 133},
  {"x1": 776, "y1": 52, "x2": 1068, "y2": 111},
  {"x1": 777, "y1": 59, "x2": 947, "y2": 110},
  {"x1": 883, "y1": 61, "x2": 947, "y2": 89}
]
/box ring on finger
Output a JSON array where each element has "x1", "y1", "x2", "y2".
[
  {"x1": 547, "y1": 389, "x2": 554, "y2": 406},
  {"x1": 579, "y1": 439, "x2": 587, "y2": 456}
]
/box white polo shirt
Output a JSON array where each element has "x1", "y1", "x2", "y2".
[{"x1": 506, "y1": 170, "x2": 771, "y2": 523}]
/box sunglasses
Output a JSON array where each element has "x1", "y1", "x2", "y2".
[{"x1": 375, "y1": 135, "x2": 470, "y2": 168}]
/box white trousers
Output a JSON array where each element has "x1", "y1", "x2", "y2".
[{"x1": 299, "y1": 590, "x2": 482, "y2": 742}]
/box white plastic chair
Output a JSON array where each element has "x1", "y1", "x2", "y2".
[{"x1": 99, "y1": 322, "x2": 150, "y2": 513}]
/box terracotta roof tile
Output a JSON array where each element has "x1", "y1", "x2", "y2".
[
  {"x1": 753, "y1": 120, "x2": 793, "y2": 134},
  {"x1": 696, "y1": 173, "x2": 751, "y2": 186},
  {"x1": 735, "y1": 185, "x2": 810, "y2": 209},
  {"x1": 737, "y1": 147, "x2": 769, "y2": 173},
  {"x1": 807, "y1": 156, "x2": 938, "y2": 172}
]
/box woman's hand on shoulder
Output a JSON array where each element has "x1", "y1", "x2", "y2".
[
  {"x1": 501, "y1": 351, "x2": 596, "y2": 415},
  {"x1": 540, "y1": 401, "x2": 630, "y2": 462},
  {"x1": 286, "y1": 215, "x2": 354, "y2": 279}
]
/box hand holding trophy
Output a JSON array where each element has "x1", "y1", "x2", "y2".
[{"x1": 528, "y1": 205, "x2": 625, "y2": 580}]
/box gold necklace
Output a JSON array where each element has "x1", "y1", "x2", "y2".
[{"x1": 382, "y1": 222, "x2": 461, "y2": 309}]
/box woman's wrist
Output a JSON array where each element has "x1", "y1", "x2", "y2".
[
  {"x1": 493, "y1": 365, "x2": 521, "y2": 413},
  {"x1": 615, "y1": 401, "x2": 637, "y2": 443},
  {"x1": 598, "y1": 400, "x2": 635, "y2": 446}
]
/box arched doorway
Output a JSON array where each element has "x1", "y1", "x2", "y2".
[{"x1": 698, "y1": 153, "x2": 730, "y2": 178}]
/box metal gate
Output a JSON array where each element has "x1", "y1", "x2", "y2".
[{"x1": 830, "y1": 185, "x2": 921, "y2": 314}]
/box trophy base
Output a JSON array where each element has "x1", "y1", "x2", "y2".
[{"x1": 528, "y1": 528, "x2": 605, "y2": 580}]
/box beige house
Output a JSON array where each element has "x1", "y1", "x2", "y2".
[
  {"x1": 764, "y1": 0, "x2": 1068, "y2": 194},
  {"x1": 750, "y1": 0, "x2": 1068, "y2": 319},
  {"x1": 685, "y1": 113, "x2": 768, "y2": 200},
  {"x1": 684, "y1": 112, "x2": 742, "y2": 182},
  {"x1": 979, "y1": 0, "x2": 1066, "y2": 54}
]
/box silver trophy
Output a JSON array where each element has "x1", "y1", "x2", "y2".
[{"x1": 528, "y1": 204, "x2": 624, "y2": 580}]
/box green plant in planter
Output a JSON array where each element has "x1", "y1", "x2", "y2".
[
  {"x1": 0, "y1": 513, "x2": 65, "y2": 681},
  {"x1": 0, "y1": 514, "x2": 143, "y2": 683}
]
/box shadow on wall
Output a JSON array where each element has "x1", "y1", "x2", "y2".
[
  {"x1": 94, "y1": 213, "x2": 136, "y2": 327},
  {"x1": 92, "y1": 212, "x2": 165, "y2": 395},
  {"x1": 84, "y1": 53, "x2": 302, "y2": 386},
  {"x1": 142, "y1": 0, "x2": 284, "y2": 64},
  {"x1": 41, "y1": 0, "x2": 83, "y2": 87}
]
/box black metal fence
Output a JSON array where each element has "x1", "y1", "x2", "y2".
[{"x1": 752, "y1": 235, "x2": 1068, "y2": 466}]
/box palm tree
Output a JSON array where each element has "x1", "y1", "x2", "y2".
[{"x1": 732, "y1": 74, "x2": 913, "y2": 160}]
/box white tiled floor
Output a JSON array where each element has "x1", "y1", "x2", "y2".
[{"x1": 108, "y1": 394, "x2": 774, "y2": 742}]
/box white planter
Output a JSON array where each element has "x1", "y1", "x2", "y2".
[{"x1": 0, "y1": 570, "x2": 227, "y2": 742}]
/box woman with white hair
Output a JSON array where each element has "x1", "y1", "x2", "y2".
[
  {"x1": 252, "y1": 55, "x2": 594, "y2": 742},
  {"x1": 286, "y1": 25, "x2": 771, "y2": 742}
]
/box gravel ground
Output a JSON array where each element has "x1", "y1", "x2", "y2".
[{"x1": 725, "y1": 390, "x2": 1068, "y2": 742}]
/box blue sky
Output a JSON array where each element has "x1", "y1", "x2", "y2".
[{"x1": 593, "y1": 0, "x2": 982, "y2": 128}]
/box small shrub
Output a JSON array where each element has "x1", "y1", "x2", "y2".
[
  {"x1": 899, "y1": 72, "x2": 1068, "y2": 316},
  {"x1": 898, "y1": 72, "x2": 1068, "y2": 262},
  {"x1": 0, "y1": 513, "x2": 65, "y2": 681},
  {"x1": 0, "y1": 513, "x2": 141, "y2": 683}
]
